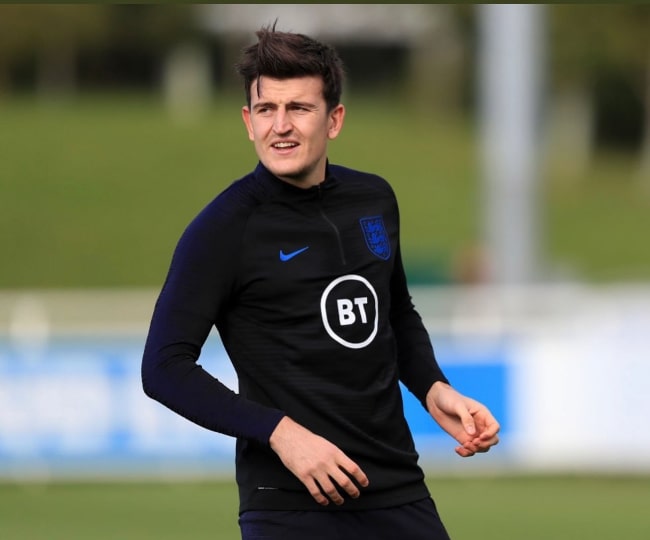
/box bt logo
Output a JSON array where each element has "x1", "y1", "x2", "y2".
[
  {"x1": 337, "y1": 297, "x2": 369, "y2": 326},
  {"x1": 320, "y1": 275, "x2": 378, "y2": 349}
]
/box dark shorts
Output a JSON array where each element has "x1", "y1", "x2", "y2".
[{"x1": 239, "y1": 497, "x2": 451, "y2": 540}]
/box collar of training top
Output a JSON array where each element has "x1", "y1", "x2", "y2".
[{"x1": 254, "y1": 161, "x2": 340, "y2": 196}]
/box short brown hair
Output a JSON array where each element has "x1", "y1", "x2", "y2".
[{"x1": 236, "y1": 23, "x2": 345, "y2": 111}]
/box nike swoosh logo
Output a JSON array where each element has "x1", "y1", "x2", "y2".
[{"x1": 279, "y1": 246, "x2": 309, "y2": 262}]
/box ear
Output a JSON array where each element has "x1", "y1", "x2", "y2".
[
  {"x1": 241, "y1": 106, "x2": 255, "y2": 141},
  {"x1": 327, "y1": 104, "x2": 345, "y2": 140}
]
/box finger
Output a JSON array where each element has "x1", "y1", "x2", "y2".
[
  {"x1": 479, "y1": 422, "x2": 501, "y2": 440},
  {"x1": 330, "y1": 468, "x2": 361, "y2": 500},
  {"x1": 453, "y1": 403, "x2": 477, "y2": 436},
  {"x1": 463, "y1": 433, "x2": 499, "y2": 455},
  {"x1": 457, "y1": 436, "x2": 491, "y2": 457},
  {"x1": 455, "y1": 445, "x2": 476, "y2": 458},
  {"x1": 473, "y1": 443, "x2": 492, "y2": 453},
  {"x1": 476, "y1": 434, "x2": 499, "y2": 451},
  {"x1": 338, "y1": 458, "x2": 369, "y2": 489},
  {"x1": 473, "y1": 409, "x2": 500, "y2": 435},
  {"x1": 315, "y1": 477, "x2": 345, "y2": 506},
  {"x1": 305, "y1": 478, "x2": 330, "y2": 506}
]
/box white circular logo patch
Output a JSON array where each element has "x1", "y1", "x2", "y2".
[{"x1": 320, "y1": 274, "x2": 378, "y2": 349}]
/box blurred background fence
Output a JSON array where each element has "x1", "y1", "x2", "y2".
[{"x1": 1, "y1": 4, "x2": 650, "y2": 479}]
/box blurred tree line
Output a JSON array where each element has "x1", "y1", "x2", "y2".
[
  {"x1": 548, "y1": 4, "x2": 650, "y2": 168},
  {"x1": 0, "y1": 4, "x2": 197, "y2": 94},
  {"x1": 1, "y1": 4, "x2": 649, "y2": 163}
]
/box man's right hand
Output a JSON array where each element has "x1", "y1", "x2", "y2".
[{"x1": 268, "y1": 416, "x2": 369, "y2": 506}]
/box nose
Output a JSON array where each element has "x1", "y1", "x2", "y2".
[{"x1": 273, "y1": 108, "x2": 291, "y2": 134}]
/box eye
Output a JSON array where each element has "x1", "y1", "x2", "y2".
[{"x1": 254, "y1": 104, "x2": 274, "y2": 116}]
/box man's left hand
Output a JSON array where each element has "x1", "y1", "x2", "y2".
[{"x1": 425, "y1": 381, "x2": 500, "y2": 457}]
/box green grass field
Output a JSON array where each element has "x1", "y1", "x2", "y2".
[
  {"x1": 2, "y1": 92, "x2": 650, "y2": 288},
  {"x1": 2, "y1": 475, "x2": 649, "y2": 539}
]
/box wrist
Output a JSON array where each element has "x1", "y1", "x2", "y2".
[
  {"x1": 426, "y1": 380, "x2": 451, "y2": 411},
  {"x1": 268, "y1": 415, "x2": 290, "y2": 449}
]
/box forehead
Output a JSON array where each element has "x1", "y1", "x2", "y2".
[{"x1": 250, "y1": 75, "x2": 325, "y2": 104}]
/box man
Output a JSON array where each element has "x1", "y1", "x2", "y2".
[{"x1": 142, "y1": 24, "x2": 500, "y2": 540}]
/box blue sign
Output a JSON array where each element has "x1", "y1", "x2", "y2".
[{"x1": 0, "y1": 334, "x2": 510, "y2": 477}]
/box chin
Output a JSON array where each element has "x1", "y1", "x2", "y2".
[
  {"x1": 272, "y1": 167, "x2": 301, "y2": 178},
  {"x1": 268, "y1": 164, "x2": 308, "y2": 182}
]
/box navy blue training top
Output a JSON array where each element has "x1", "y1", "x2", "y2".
[{"x1": 142, "y1": 162, "x2": 448, "y2": 513}]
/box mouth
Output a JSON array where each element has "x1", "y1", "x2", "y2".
[{"x1": 272, "y1": 141, "x2": 299, "y2": 151}]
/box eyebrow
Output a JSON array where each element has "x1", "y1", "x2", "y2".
[{"x1": 252, "y1": 100, "x2": 318, "y2": 111}]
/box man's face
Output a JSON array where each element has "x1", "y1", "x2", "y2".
[{"x1": 241, "y1": 75, "x2": 345, "y2": 188}]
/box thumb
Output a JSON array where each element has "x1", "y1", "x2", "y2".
[{"x1": 455, "y1": 404, "x2": 476, "y2": 436}]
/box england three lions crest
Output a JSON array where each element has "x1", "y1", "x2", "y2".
[{"x1": 359, "y1": 216, "x2": 391, "y2": 261}]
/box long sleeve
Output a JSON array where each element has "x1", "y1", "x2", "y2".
[
  {"x1": 389, "y1": 246, "x2": 449, "y2": 408},
  {"x1": 141, "y1": 193, "x2": 285, "y2": 445}
]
